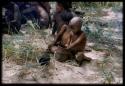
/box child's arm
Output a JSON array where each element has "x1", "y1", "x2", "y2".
[{"x1": 66, "y1": 33, "x2": 86, "y2": 50}]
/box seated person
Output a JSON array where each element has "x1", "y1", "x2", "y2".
[
  {"x1": 35, "y1": 2, "x2": 51, "y2": 28},
  {"x1": 52, "y1": 1, "x2": 73, "y2": 36},
  {"x1": 17, "y1": 2, "x2": 51, "y2": 28},
  {"x1": 2, "y1": 2, "x2": 21, "y2": 34},
  {"x1": 16, "y1": 2, "x2": 39, "y2": 24},
  {"x1": 48, "y1": 17, "x2": 92, "y2": 66}
]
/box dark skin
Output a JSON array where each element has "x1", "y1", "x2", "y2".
[
  {"x1": 31, "y1": 2, "x2": 50, "y2": 28},
  {"x1": 52, "y1": 3, "x2": 65, "y2": 35},
  {"x1": 52, "y1": 2, "x2": 72, "y2": 35},
  {"x1": 48, "y1": 17, "x2": 91, "y2": 65},
  {"x1": 2, "y1": 2, "x2": 21, "y2": 34}
]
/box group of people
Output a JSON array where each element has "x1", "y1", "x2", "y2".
[
  {"x1": 2, "y1": 2, "x2": 51, "y2": 33},
  {"x1": 2, "y1": 1, "x2": 73, "y2": 34},
  {"x1": 2, "y1": 1, "x2": 92, "y2": 66}
]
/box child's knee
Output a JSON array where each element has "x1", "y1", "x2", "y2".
[
  {"x1": 55, "y1": 52, "x2": 69, "y2": 62},
  {"x1": 75, "y1": 52, "x2": 84, "y2": 62}
]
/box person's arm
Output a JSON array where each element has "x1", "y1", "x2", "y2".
[
  {"x1": 54, "y1": 25, "x2": 67, "y2": 44},
  {"x1": 66, "y1": 33, "x2": 86, "y2": 50},
  {"x1": 48, "y1": 25, "x2": 67, "y2": 49},
  {"x1": 11, "y1": 3, "x2": 20, "y2": 23}
]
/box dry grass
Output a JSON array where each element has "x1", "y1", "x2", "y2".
[{"x1": 2, "y1": 21, "x2": 50, "y2": 66}]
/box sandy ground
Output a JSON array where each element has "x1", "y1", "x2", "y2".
[
  {"x1": 2, "y1": 8, "x2": 123, "y2": 84},
  {"x1": 2, "y1": 45, "x2": 123, "y2": 84}
]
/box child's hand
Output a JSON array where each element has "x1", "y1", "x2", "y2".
[{"x1": 48, "y1": 42, "x2": 55, "y2": 49}]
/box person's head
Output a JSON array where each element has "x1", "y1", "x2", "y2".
[
  {"x1": 69, "y1": 17, "x2": 83, "y2": 33},
  {"x1": 60, "y1": 10, "x2": 73, "y2": 25},
  {"x1": 56, "y1": 2, "x2": 64, "y2": 13},
  {"x1": 56, "y1": 1, "x2": 72, "y2": 13}
]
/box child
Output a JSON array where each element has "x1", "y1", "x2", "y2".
[{"x1": 48, "y1": 17, "x2": 92, "y2": 66}]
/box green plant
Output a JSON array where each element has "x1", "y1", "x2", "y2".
[
  {"x1": 2, "y1": 40, "x2": 15, "y2": 58},
  {"x1": 97, "y1": 57, "x2": 115, "y2": 84}
]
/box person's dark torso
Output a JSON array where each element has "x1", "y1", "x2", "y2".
[
  {"x1": 53, "y1": 10, "x2": 74, "y2": 32},
  {"x1": 4, "y1": 3, "x2": 15, "y2": 21}
]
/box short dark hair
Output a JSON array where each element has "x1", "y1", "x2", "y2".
[
  {"x1": 57, "y1": 1, "x2": 72, "y2": 10},
  {"x1": 60, "y1": 10, "x2": 73, "y2": 23}
]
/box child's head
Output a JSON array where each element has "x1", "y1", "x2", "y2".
[{"x1": 69, "y1": 17, "x2": 83, "y2": 33}]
